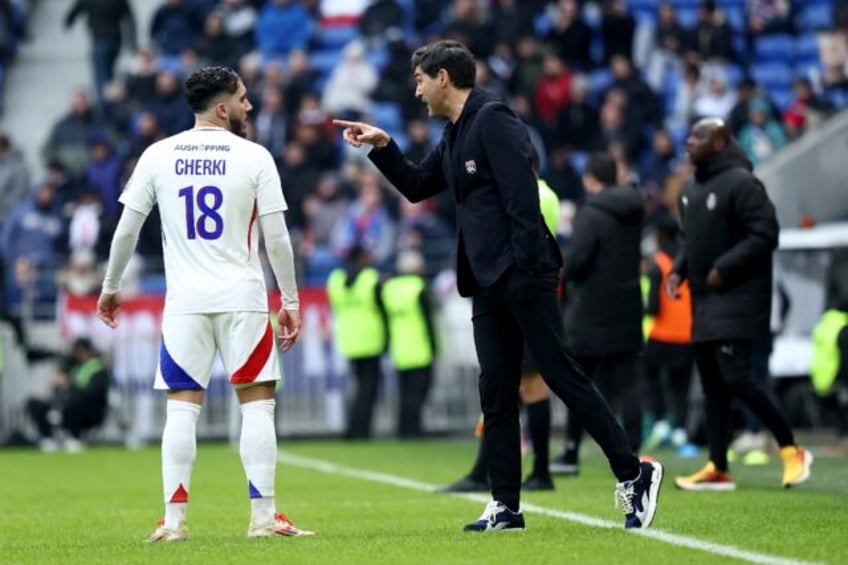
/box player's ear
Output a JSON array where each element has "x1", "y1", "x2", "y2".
[{"x1": 215, "y1": 100, "x2": 228, "y2": 121}]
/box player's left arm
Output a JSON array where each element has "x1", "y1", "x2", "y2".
[{"x1": 255, "y1": 146, "x2": 301, "y2": 352}]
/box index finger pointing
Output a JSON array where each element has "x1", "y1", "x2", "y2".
[{"x1": 332, "y1": 119, "x2": 359, "y2": 128}]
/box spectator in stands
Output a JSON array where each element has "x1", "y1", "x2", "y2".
[
  {"x1": 476, "y1": 59, "x2": 510, "y2": 103},
  {"x1": 42, "y1": 88, "x2": 99, "y2": 180},
  {"x1": 84, "y1": 134, "x2": 122, "y2": 221},
  {"x1": 785, "y1": 77, "x2": 836, "y2": 133},
  {"x1": 745, "y1": 1, "x2": 795, "y2": 68},
  {"x1": 647, "y1": 2, "x2": 690, "y2": 91},
  {"x1": 534, "y1": 53, "x2": 573, "y2": 126},
  {"x1": 125, "y1": 111, "x2": 165, "y2": 160},
  {"x1": 0, "y1": 134, "x2": 30, "y2": 227},
  {"x1": 301, "y1": 172, "x2": 350, "y2": 265},
  {"x1": 641, "y1": 129, "x2": 681, "y2": 196},
  {"x1": 150, "y1": 0, "x2": 203, "y2": 56},
  {"x1": 67, "y1": 190, "x2": 104, "y2": 256},
  {"x1": 25, "y1": 337, "x2": 110, "y2": 452},
  {"x1": 509, "y1": 94, "x2": 549, "y2": 168},
  {"x1": 373, "y1": 29, "x2": 418, "y2": 120},
  {"x1": 690, "y1": 1, "x2": 735, "y2": 62},
  {"x1": 194, "y1": 10, "x2": 238, "y2": 69},
  {"x1": 593, "y1": 93, "x2": 643, "y2": 161},
  {"x1": 332, "y1": 170, "x2": 396, "y2": 269},
  {"x1": 57, "y1": 247, "x2": 102, "y2": 297},
  {"x1": 556, "y1": 74, "x2": 599, "y2": 152},
  {"x1": 487, "y1": 42, "x2": 516, "y2": 91},
  {"x1": 546, "y1": 0, "x2": 592, "y2": 71},
  {"x1": 358, "y1": 0, "x2": 404, "y2": 45},
  {"x1": 601, "y1": 0, "x2": 636, "y2": 64},
  {"x1": 396, "y1": 198, "x2": 454, "y2": 281},
  {"x1": 693, "y1": 66, "x2": 737, "y2": 120},
  {"x1": 124, "y1": 49, "x2": 159, "y2": 109},
  {"x1": 443, "y1": 0, "x2": 495, "y2": 59},
  {"x1": 405, "y1": 118, "x2": 433, "y2": 163},
  {"x1": 513, "y1": 34, "x2": 548, "y2": 98},
  {"x1": 667, "y1": 63, "x2": 703, "y2": 133},
  {"x1": 218, "y1": 0, "x2": 257, "y2": 58},
  {"x1": 278, "y1": 141, "x2": 320, "y2": 230},
  {"x1": 491, "y1": 0, "x2": 538, "y2": 49},
  {"x1": 738, "y1": 97, "x2": 787, "y2": 165},
  {"x1": 101, "y1": 81, "x2": 134, "y2": 139},
  {"x1": 1, "y1": 180, "x2": 66, "y2": 316},
  {"x1": 45, "y1": 160, "x2": 83, "y2": 209},
  {"x1": 283, "y1": 49, "x2": 321, "y2": 117},
  {"x1": 254, "y1": 85, "x2": 288, "y2": 158},
  {"x1": 292, "y1": 97, "x2": 338, "y2": 170},
  {"x1": 609, "y1": 54, "x2": 663, "y2": 128},
  {"x1": 322, "y1": 40, "x2": 378, "y2": 117},
  {"x1": 64, "y1": 0, "x2": 137, "y2": 116},
  {"x1": 148, "y1": 70, "x2": 194, "y2": 136},
  {"x1": 546, "y1": 147, "x2": 584, "y2": 204},
  {"x1": 727, "y1": 77, "x2": 782, "y2": 136},
  {"x1": 255, "y1": 0, "x2": 314, "y2": 60}
]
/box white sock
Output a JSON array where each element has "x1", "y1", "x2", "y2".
[
  {"x1": 240, "y1": 399, "x2": 278, "y2": 525},
  {"x1": 161, "y1": 400, "x2": 201, "y2": 529}
]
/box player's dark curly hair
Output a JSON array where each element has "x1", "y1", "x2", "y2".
[
  {"x1": 184, "y1": 66, "x2": 241, "y2": 113},
  {"x1": 410, "y1": 40, "x2": 476, "y2": 89}
]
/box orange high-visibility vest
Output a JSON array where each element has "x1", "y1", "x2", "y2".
[{"x1": 649, "y1": 251, "x2": 692, "y2": 344}]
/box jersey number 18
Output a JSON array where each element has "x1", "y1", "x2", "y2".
[{"x1": 178, "y1": 185, "x2": 223, "y2": 240}]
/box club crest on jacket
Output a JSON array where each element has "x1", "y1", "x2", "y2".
[{"x1": 465, "y1": 159, "x2": 477, "y2": 174}]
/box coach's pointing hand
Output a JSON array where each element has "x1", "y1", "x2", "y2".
[{"x1": 333, "y1": 119, "x2": 391, "y2": 149}]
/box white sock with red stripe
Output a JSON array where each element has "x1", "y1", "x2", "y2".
[
  {"x1": 161, "y1": 400, "x2": 201, "y2": 529},
  {"x1": 240, "y1": 399, "x2": 277, "y2": 526}
]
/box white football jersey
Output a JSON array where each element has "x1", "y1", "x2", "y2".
[{"x1": 120, "y1": 127, "x2": 287, "y2": 314}]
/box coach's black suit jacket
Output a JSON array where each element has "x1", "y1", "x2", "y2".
[{"x1": 369, "y1": 88, "x2": 561, "y2": 297}]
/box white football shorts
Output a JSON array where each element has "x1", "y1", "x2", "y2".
[{"x1": 154, "y1": 312, "x2": 280, "y2": 390}]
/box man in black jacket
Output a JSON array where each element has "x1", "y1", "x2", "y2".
[
  {"x1": 670, "y1": 118, "x2": 812, "y2": 491},
  {"x1": 65, "y1": 0, "x2": 137, "y2": 114},
  {"x1": 334, "y1": 40, "x2": 663, "y2": 531},
  {"x1": 553, "y1": 153, "x2": 645, "y2": 475}
]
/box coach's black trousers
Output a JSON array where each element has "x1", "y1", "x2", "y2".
[
  {"x1": 472, "y1": 269, "x2": 640, "y2": 511},
  {"x1": 694, "y1": 339, "x2": 795, "y2": 471}
]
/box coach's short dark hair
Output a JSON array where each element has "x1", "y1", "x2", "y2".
[
  {"x1": 585, "y1": 153, "x2": 618, "y2": 186},
  {"x1": 184, "y1": 66, "x2": 241, "y2": 113},
  {"x1": 411, "y1": 40, "x2": 476, "y2": 89}
]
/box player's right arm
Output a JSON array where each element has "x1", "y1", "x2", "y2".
[{"x1": 98, "y1": 148, "x2": 156, "y2": 328}]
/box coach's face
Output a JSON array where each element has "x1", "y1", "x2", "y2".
[
  {"x1": 414, "y1": 65, "x2": 447, "y2": 119},
  {"x1": 224, "y1": 80, "x2": 252, "y2": 137}
]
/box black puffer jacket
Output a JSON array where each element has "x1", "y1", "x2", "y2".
[
  {"x1": 673, "y1": 142, "x2": 779, "y2": 342},
  {"x1": 563, "y1": 185, "x2": 645, "y2": 356}
]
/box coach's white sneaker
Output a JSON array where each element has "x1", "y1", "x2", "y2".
[
  {"x1": 248, "y1": 512, "x2": 316, "y2": 537},
  {"x1": 148, "y1": 519, "x2": 189, "y2": 542}
]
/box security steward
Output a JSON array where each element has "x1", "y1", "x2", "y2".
[{"x1": 326, "y1": 244, "x2": 387, "y2": 439}]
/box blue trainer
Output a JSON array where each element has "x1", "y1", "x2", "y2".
[
  {"x1": 463, "y1": 501, "x2": 525, "y2": 532},
  {"x1": 615, "y1": 460, "x2": 664, "y2": 529}
]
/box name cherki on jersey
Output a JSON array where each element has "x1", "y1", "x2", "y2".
[{"x1": 119, "y1": 127, "x2": 287, "y2": 315}]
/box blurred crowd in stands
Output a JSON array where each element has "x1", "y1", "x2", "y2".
[{"x1": 1, "y1": 0, "x2": 847, "y2": 322}]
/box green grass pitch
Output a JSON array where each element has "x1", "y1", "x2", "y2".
[{"x1": 1, "y1": 438, "x2": 845, "y2": 564}]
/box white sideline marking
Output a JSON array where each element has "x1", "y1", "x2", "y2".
[{"x1": 279, "y1": 452, "x2": 823, "y2": 565}]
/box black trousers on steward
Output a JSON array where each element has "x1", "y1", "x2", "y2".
[{"x1": 472, "y1": 268, "x2": 640, "y2": 511}]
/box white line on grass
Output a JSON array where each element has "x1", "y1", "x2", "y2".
[{"x1": 279, "y1": 451, "x2": 822, "y2": 565}]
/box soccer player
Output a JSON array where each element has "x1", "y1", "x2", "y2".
[{"x1": 97, "y1": 66, "x2": 315, "y2": 541}]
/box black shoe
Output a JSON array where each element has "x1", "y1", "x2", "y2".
[
  {"x1": 522, "y1": 474, "x2": 555, "y2": 491},
  {"x1": 463, "y1": 501, "x2": 525, "y2": 532},
  {"x1": 550, "y1": 453, "x2": 579, "y2": 476},
  {"x1": 437, "y1": 476, "x2": 489, "y2": 493}
]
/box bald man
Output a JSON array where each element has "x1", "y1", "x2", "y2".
[{"x1": 669, "y1": 118, "x2": 812, "y2": 491}]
